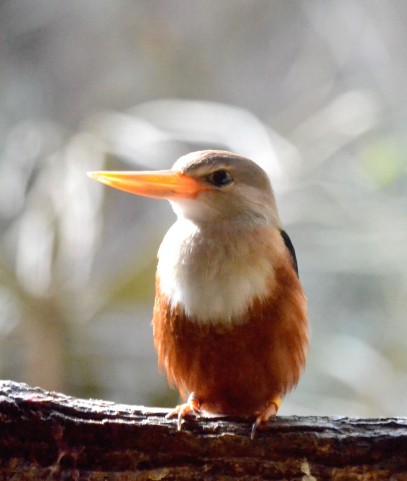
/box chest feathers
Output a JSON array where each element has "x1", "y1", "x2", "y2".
[{"x1": 156, "y1": 219, "x2": 288, "y2": 325}]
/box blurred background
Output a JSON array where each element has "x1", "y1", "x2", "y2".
[{"x1": 1, "y1": 0, "x2": 406, "y2": 417}]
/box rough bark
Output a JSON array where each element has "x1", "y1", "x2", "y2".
[{"x1": 0, "y1": 380, "x2": 406, "y2": 480}]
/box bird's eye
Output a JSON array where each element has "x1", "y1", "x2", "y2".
[{"x1": 207, "y1": 170, "x2": 233, "y2": 187}]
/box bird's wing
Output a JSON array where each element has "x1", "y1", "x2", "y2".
[{"x1": 280, "y1": 230, "x2": 298, "y2": 276}]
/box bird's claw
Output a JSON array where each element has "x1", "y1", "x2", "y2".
[
  {"x1": 166, "y1": 393, "x2": 201, "y2": 430},
  {"x1": 251, "y1": 396, "x2": 282, "y2": 440}
]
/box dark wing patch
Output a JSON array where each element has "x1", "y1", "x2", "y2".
[{"x1": 280, "y1": 230, "x2": 299, "y2": 276}]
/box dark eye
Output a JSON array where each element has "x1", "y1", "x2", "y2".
[{"x1": 207, "y1": 170, "x2": 233, "y2": 187}]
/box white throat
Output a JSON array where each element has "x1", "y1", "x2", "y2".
[{"x1": 157, "y1": 219, "x2": 282, "y2": 325}]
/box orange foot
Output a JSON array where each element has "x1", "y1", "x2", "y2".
[
  {"x1": 166, "y1": 392, "x2": 201, "y2": 431},
  {"x1": 251, "y1": 396, "x2": 282, "y2": 440}
]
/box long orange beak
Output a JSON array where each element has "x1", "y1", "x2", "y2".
[{"x1": 87, "y1": 170, "x2": 203, "y2": 199}]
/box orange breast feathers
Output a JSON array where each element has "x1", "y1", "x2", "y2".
[{"x1": 152, "y1": 225, "x2": 308, "y2": 417}]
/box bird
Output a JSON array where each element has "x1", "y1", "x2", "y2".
[{"x1": 88, "y1": 150, "x2": 308, "y2": 438}]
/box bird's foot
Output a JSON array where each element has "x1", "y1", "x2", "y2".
[
  {"x1": 251, "y1": 396, "x2": 282, "y2": 440},
  {"x1": 166, "y1": 393, "x2": 201, "y2": 431}
]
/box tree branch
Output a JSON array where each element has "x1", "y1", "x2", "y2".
[{"x1": 0, "y1": 380, "x2": 406, "y2": 480}]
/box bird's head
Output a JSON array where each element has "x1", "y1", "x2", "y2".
[{"x1": 88, "y1": 150, "x2": 280, "y2": 227}]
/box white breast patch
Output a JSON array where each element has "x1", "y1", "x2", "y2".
[{"x1": 157, "y1": 220, "x2": 280, "y2": 325}]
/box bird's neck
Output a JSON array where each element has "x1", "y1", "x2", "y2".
[{"x1": 156, "y1": 218, "x2": 286, "y2": 326}]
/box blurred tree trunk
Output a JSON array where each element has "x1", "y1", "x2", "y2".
[
  {"x1": 1, "y1": 381, "x2": 407, "y2": 480},
  {"x1": 22, "y1": 299, "x2": 69, "y2": 393}
]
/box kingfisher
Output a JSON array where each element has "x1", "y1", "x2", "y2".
[{"x1": 89, "y1": 150, "x2": 308, "y2": 438}]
